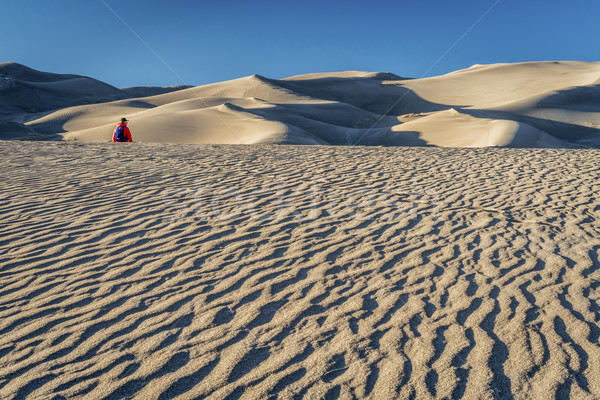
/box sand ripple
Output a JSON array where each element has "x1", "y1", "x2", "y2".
[{"x1": 1, "y1": 142, "x2": 600, "y2": 399}]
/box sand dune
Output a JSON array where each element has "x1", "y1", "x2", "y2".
[
  {"x1": 384, "y1": 61, "x2": 600, "y2": 145},
  {"x1": 387, "y1": 61, "x2": 600, "y2": 108},
  {"x1": 2, "y1": 61, "x2": 600, "y2": 146},
  {"x1": 1, "y1": 141, "x2": 600, "y2": 399},
  {"x1": 0, "y1": 62, "x2": 125, "y2": 114},
  {"x1": 0, "y1": 62, "x2": 189, "y2": 140},
  {"x1": 391, "y1": 108, "x2": 565, "y2": 147}
]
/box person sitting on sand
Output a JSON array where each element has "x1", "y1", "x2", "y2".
[{"x1": 112, "y1": 118, "x2": 133, "y2": 142}]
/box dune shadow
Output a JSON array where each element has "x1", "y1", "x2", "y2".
[
  {"x1": 272, "y1": 75, "x2": 449, "y2": 116},
  {"x1": 538, "y1": 84, "x2": 600, "y2": 113},
  {"x1": 225, "y1": 75, "x2": 446, "y2": 146},
  {"x1": 461, "y1": 108, "x2": 600, "y2": 147}
]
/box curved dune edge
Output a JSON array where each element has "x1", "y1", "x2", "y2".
[
  {"x1": 392, "y1": 108, "x2": 566, "y2": 147},
  {"x1": 1, "y1": 142, "x2": 600, "y2": 399}
]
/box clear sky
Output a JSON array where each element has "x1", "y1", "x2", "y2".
[{"x1": 1, "y1": 0, "x2": 599, "y2": 88}]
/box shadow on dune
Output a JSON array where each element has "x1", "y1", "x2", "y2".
[
  {"x1": 538, "y1": 84, "x2": 600, "y2": 113},
  {"x1": 0, "y1": 121, "x2": 40, "y2": 140},
  {"x1": 459, "y1": 108, "x2": 600, "y2": 147},
  {"x1": 4, "y1": 63, "x2": 600, "y2": 146},
  {"x1": 217, "y1": 76, "x2": 446, "y2": 146},
  {"x1": 237, "y1": 76, "x2": 600, "y2": 147},
  {"x1": 273, "y1": 74, "x2": 449, "y2": 116},
  {"x1": 229, "y1": 102, "x2": 432, "y2": 146}
]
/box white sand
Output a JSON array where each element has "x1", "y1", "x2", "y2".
[
  {"x1": 1, "y1": 141, "x2": 600, "y2": 399},
  {"x1": 3, "y1": 61, "x2": 600, "y2": 147}
]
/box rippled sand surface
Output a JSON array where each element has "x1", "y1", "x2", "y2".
[{"x1": 1, "y1": 142, "x2": 600, "y2": 399}]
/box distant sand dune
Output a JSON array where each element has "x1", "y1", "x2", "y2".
[
  {"x1": 2, "y1": 61, "x2": 600, "y2": 147},
  {"x1": 1, "y1": 142, "x2": 600, "y2": 399}
]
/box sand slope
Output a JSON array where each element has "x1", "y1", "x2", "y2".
[
  {"x1": 384, "y1": 61, "x2": 600, "y2": 145},
  {"x1": 391, "y1": 108, "x2": 566, "y2": 147},
  {"x1": 2, "y1": 61, "x2": 600, "y2": 146},
  {"x1": 1, "y1": 142, "x2": 600, "y2": 399},
  {"x1": 0, "y1": 62, "x2": 189, "y2": 140},
  {"x1": 0, "y1": 62, "x2": 125, "y2": 114}
]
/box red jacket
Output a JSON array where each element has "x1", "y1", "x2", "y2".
[{"x1": 112, "y1": 123, "x2": 133, "y2": 142}]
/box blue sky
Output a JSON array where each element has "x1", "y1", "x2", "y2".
[{"x1": 1, "y1": 0, "x2": 598, "y2": 88}]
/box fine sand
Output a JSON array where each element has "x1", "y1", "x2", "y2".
[
  {"x1": 1, "y1": 141, "x2": 600, "y2": 399},
  {"x1": 3, "y1": 61, "x2": 600, "y2": 147}
]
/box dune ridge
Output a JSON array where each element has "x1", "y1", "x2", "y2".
[
  {"x1": 2, "y1": 61, "x2": 600, "y2": 147},
  {"x1": 1, "y1": 141, "x2": 600, "y2": 398}
]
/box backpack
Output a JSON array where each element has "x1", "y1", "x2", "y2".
[{"x1": 115, "y1": 125, "x2": 127, "y2": 142}]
